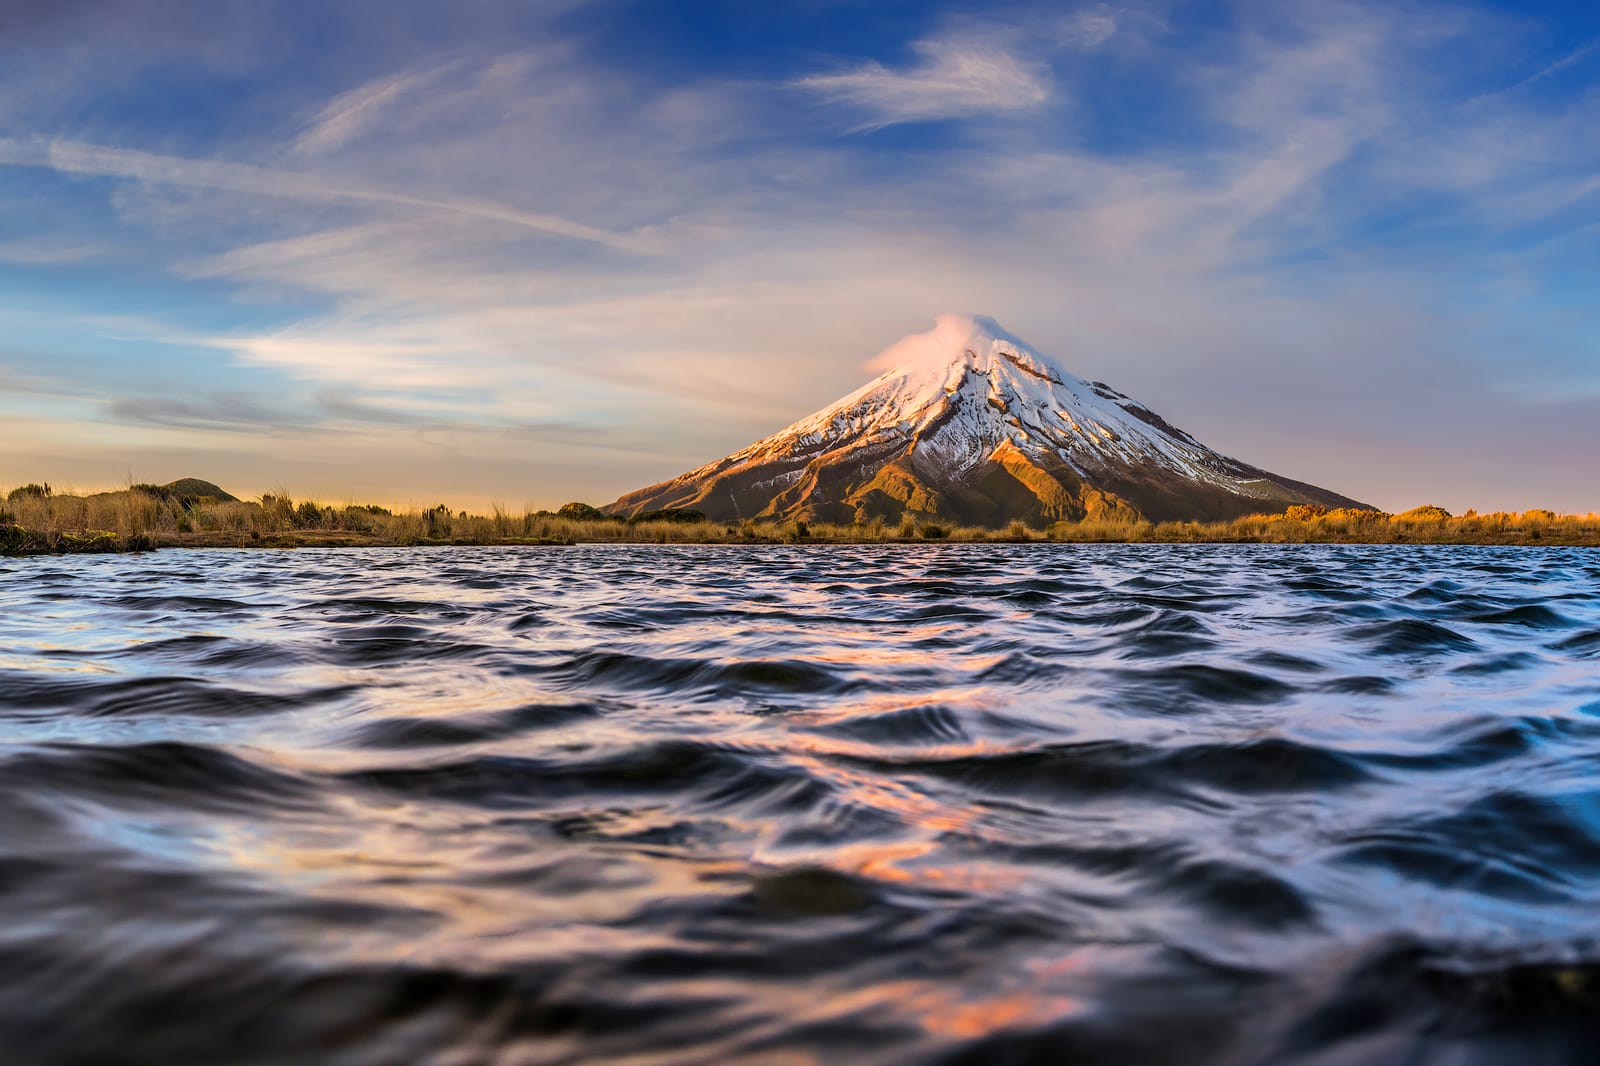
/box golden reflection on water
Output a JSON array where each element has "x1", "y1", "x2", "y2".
[
  {"x1": 801, "y1": 965, "x2": 1086, "y2": 1042},
  {"x1": 216, "y1": 802, "x2": 757, "y2": 966}
]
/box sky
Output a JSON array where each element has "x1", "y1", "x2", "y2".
[{"x1": 1, "y1": 0, "x2": 1597, "y2": 514}]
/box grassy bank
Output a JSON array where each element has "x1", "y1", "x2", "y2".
[{"x1": 2, "y1": 484, "x2": 1597, "y2": 555}]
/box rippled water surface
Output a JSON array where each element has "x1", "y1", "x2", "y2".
[{"x1": 4, "y1": 544, "x2": 1600, "y2": 1064}]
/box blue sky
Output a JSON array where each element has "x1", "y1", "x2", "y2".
[{"x1": 2, "y1": 0, "x2": 1597, "y2": 512}]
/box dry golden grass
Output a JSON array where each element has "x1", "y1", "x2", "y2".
[{"x1": 3, "y1": 484, "x2": 1599, "y2": 554}]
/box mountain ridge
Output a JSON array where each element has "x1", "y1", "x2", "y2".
[{"x1": 606, "y1": 315, "x2": 1371, "y2": 526}]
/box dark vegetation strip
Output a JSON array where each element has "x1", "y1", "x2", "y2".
[{"x1": 3, "y1": 482, "x2": 1598, "y2": 555}]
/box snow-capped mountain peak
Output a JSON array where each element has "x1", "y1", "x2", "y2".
[{"x1": 607, "y1": 315, "x2": 1368, "y2": 526}]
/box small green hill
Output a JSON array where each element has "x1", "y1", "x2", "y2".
[
  {"x1": 162, "y1": 478, "x2": 236, "y2": 501},
  {"x1": 127, "y1": 478, "x2": 237, "y2": 503}
]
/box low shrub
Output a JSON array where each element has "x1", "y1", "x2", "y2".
[
  {"x1": 1394, "y1": 504, "x2": 1451, "y2": 522},
  {"x1": 557, "y1": 502, "x2": 609, "y2": 521}
]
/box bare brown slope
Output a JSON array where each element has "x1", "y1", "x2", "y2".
[{"x1": 608, "y1": 440, "x2": 1367, "y2": 527}]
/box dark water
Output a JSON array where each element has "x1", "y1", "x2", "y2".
[{"x1": 3, "y1": 544, "x2": 1600, "y2": 1065}]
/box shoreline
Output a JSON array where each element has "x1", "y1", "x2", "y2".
[{"x1": 5, "y1": 523, "x2": 1598, "y2": 556}]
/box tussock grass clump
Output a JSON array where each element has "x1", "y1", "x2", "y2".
[
  {"x1": 0, "y1": 522, "x2": 143, "y2": 555},
  {"x1": 6, "y1": 483, "x2": 51, "y2": 501},
  {"x1": 3, "y1": 481, "x2": 1597, "y2": 554}
]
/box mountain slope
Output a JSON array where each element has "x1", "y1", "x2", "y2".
[{"x1": 606, "y1": 315, "x2": 1371, "y2": 526}]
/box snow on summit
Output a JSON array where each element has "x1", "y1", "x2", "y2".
[{"x1": 608, "y1": 315, "x2": 1370, "y2": 526}]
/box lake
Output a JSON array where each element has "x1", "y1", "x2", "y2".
[{"x1": 2, "y1": 543, "x2": 1599, "y2": 1064}]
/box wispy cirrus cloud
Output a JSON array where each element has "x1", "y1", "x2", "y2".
[
  {"x1": 1513, "y1": 37, "x2": 1599, "y2": 90},
  {"x1": 0, "y1": 136, "x2": 649, "y2": 252},
  {"x1": 1053, "y1": 4, "x2": 1122, "y2": 49},
  {"x1": 288, "y1": 51, "x2": 552, "y2": 158},
  {"x1": 791, "y1": 5, "x2": 1135, "y2": 132},
  {"x1": 107, "y1": 393, "x2": 321, "y2": 433},
  {"x1": 0, "y1": 237, "x2": 116, "y2": 264},
  {"x1": 290, "y1": 66, "x2": 447, "y2": 157},
  {"x1": 795, "y1": 36, "x2": 1053, "y2": 130}
]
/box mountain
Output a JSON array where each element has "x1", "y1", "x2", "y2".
[{"x1": 606, "y1": 315, "x2": 1371, "y2": 527}]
